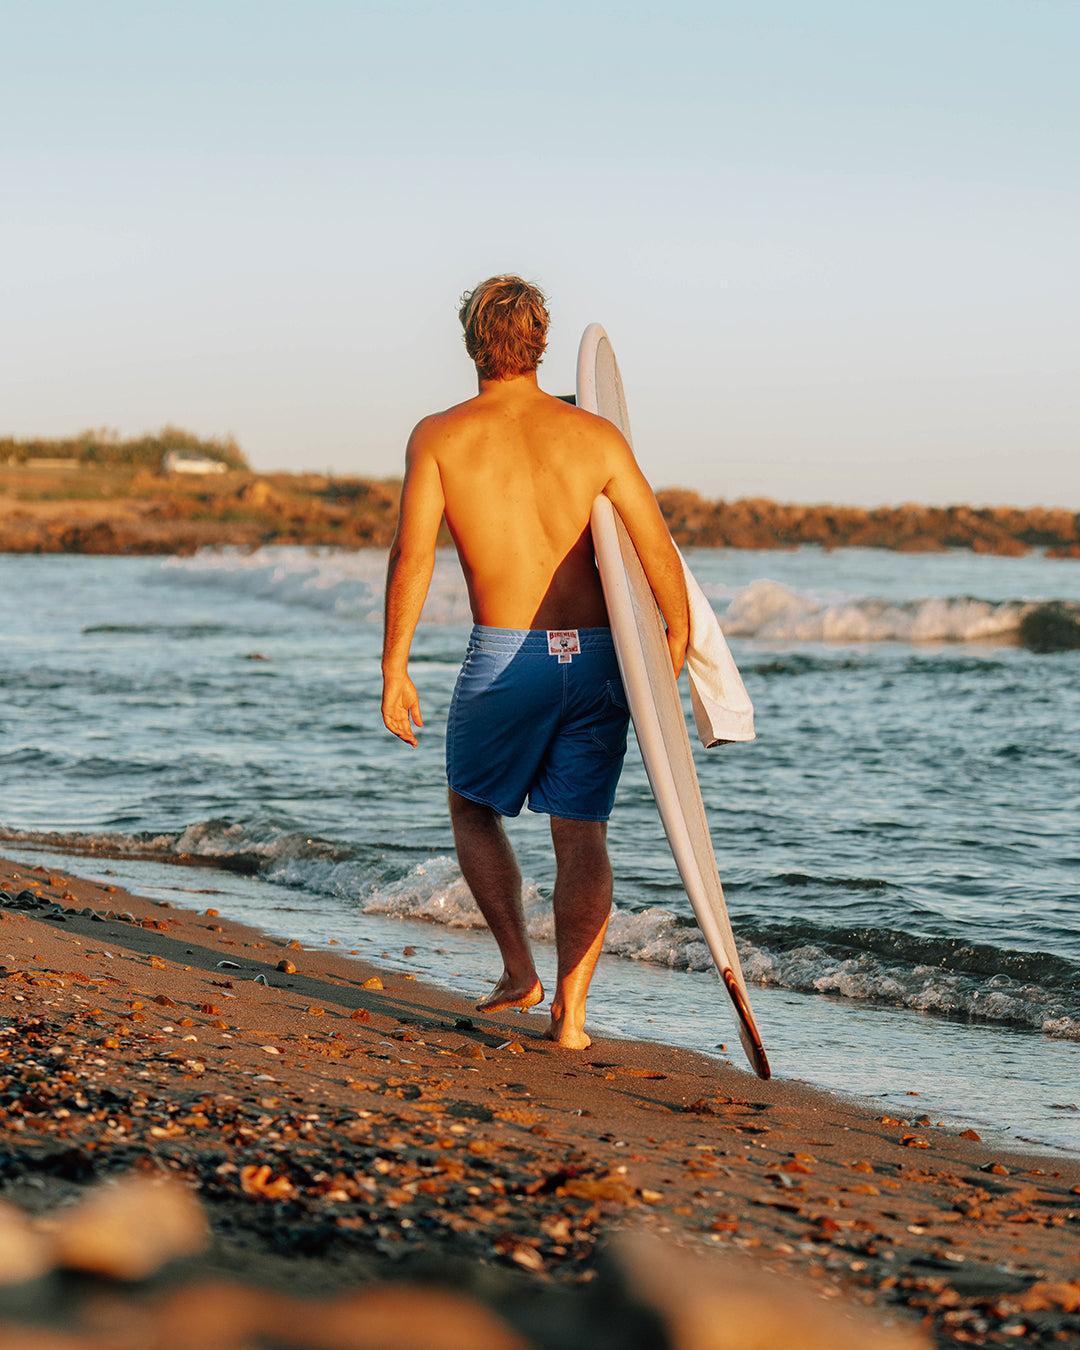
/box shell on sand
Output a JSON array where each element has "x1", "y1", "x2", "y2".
[
  {"x1": 616, "y1": 1233, "x2": 929, "y2": 1350},
  {"x1": 0, "y1": 1201, "x2": 52, "y2": 1285},
  {"x1": 49, "y1": 1176, "x2": 208, "y2": 1281}
]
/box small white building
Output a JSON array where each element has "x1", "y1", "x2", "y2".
[{"x1": 163, "y1": 451, "x2": 228, "y2": 475}]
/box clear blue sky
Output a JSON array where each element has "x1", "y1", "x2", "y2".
[{"x1": 2, "y1": 0, "x2": 1077, "y2": 507}]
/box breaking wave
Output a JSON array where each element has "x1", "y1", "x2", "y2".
[
  {"x1": 5, "y1": 823, "x2": 1077, "y2": 1040},
  {"x1": 359, "y1": 857, "x2": 1079, "y2": 1039},
  {"x1": 161, "y1": 548, "x2": 471, "y2": 626},
  {"x1": 723, "y1": 581, "x2": 1080, "y2": 650},
  {"x1": 160, "y1": 548, "x2": 1080, "y2": 650},
  {"x1": 0, "y1": 820, "x2": 349, "y2": 876}
]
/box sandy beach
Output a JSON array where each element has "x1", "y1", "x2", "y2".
[{"x1": 1, "y1": 854, "x2": 1077, "y2": 1347}]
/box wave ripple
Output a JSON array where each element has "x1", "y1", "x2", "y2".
[
  {"x1": 5, "y1": 824, "x2": 1076, "y2": 1041},
  {"x1": 161, "y1": 549, "x2": 1080, "y2": 650},
  {"x1": 723, "y1": 581, "x2": 1080, "y2": 649}
]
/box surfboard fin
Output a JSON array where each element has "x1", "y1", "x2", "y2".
[{"x1": 722, "y1": 968, "x2": 771, "y2": 1080}]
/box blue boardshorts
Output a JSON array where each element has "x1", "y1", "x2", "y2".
[{"x1": 446, "y1": 626, "x2": 630, "y2": 822}]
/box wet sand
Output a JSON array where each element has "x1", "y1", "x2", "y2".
[{"x1": 1, "y1": 856, "x2": 1077, "y2": 1347}]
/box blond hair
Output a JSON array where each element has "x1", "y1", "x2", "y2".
[{"x1": 458, "y1": 275, "x2": 549, "y2": 380}]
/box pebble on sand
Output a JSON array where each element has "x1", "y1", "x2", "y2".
[
  {"x1": 51, "y1": 1176, "x2": 208, "y2": 1281},
  {"x1": 0, "y1": 1201, "x2": 52, "y2": 1285},
  {"x1": 617, "y1": 1232, "x2": 928, "y2": 1350}
]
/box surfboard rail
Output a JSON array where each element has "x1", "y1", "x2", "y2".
[{"x1": 579, "y1": 324, "x2": 770, "y2": 1080}]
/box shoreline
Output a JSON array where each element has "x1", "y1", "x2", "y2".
[
  {"x1": 5, "y1": 835, "x2": 1078, "y2": 1161},
  {"x1": 2, "y1": 854, "x2": 1077, "y2": 1345},
  {"x1": 2, "y1": 460, "x2": 1078, "y2": 557}
]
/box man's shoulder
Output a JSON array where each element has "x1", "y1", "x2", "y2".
[
  {"x1": 529, "y1": 393, "x2": 628, "y2": 446},
  {"x1": 414, "y1": 397, "x2": 475, "y2": 430},
  {"x1": 407, "y1": 399, "x2": 480, "y2": 454},
  {"x1": 554, "y1": 402, "x2": 633, "y2": 466},
  {"x1": 562, "y1": 401, "x2": 625, "y2": 439},
  {"x1": 408, "y1": 391, "x2": 628, "y2": 461}
]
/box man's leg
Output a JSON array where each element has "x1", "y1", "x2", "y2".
[
  {"x1": 546, "y1": 816, "x2": 612, "y2": 1049},
  {"x1": 449, "y1": 789, "x2": 543, "y2": 1013}
]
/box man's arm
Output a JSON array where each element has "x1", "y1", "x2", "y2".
[
  {"x1": 381, "y1": 420, "x2": 446, "y2": 746},
  {"x1": 600, "y1": 427, "x2": 689, "y2": 676}
]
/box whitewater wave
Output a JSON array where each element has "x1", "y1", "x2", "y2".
[
  {"x1": 5, "y1": 823, "x2": 1077, "y2": 1040},
  {"x1": 0, "y1": 819, "x2": 348, "y2": 876},
  {"x1": 359, "y1": 857, "x2": 1079, "y2": 1039},
  {"x1": 723, "y1": 581, "x2": 1080, "y2": 649},
  {"x1": 160, "y1": 548, "x2": 1080, "y2": 649},
  {"x1": 162, "y1": 548, "x2": 472, "y2": 627}
]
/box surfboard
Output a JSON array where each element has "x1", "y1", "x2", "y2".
[{"x1": 578, "y1": 323, "x2": 771, "y2": 1080}]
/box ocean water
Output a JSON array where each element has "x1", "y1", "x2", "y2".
[{"x1": 2, "y1": 546, "x2": 1078, "y2": 1151}]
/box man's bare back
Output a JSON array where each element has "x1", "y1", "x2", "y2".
[
  {"x1": 381, "y1": 371, "x2": 687, "y2": 722},
  {"x1": 426, "y1": 380, "x2": 618, "y2": 629}
]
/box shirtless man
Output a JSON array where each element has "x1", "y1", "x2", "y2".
[{"x1": 381, "y1": 276, "x2": 688, "y2": 1048}]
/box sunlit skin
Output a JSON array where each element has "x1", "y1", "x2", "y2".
[{"x1": 382, "y1": 368, "x2": 688, "y2": 1047}]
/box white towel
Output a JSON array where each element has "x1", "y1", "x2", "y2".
[{"x1": 679, "y1": 550, "x2": 756, "y2": 748}]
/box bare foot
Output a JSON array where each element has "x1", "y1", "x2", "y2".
[
  {"x1": 544, "y1": 1009, "x2": 591, "y2": 1049},
  {"x1": 476, "y1": 973, "x2": 544, "y2": 1014}
]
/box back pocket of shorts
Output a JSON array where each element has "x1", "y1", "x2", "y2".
[
  {"x1": 589, "y1": 681, "x2": 630, "y2": 755},
  {"x1": 605, "y1": 678, "x2": 629, "y2": 711}
]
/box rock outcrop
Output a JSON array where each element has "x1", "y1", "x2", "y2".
[
  {"x1": 1, "y1": 463, "x2": 1076, "y2": 556},
  {"x1": 656, "y1": 490, "x2": 1079, "y2": 555}
]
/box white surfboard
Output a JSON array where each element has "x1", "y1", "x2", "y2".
[{"x1": 578, "y1": 323, "x2": 770, "y2": 1079}]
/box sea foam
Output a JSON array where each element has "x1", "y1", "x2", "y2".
[
  {"x1": 162, "y1": 548, "x2": 1079, "y2": 647},
  {"x1": 5, "y1": 823, "x2": 1076, "y2": 1041}
]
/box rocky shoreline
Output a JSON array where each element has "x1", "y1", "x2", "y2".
[
  {"x1": 1, "y1": 463, "x2": 1077, "y2": 557},
  {"x1": 656, "y1": 491, "x2": 1080, "y2": 558}
]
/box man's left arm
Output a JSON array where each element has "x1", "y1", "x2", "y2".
[{"x1": 381, "y1": 421, "x2": 445, "y2": 747}]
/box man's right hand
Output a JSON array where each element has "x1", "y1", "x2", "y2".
[
  {"x1": 382, "y1": 670, "x2": 424, "y2": 747},
  {"x1": 667, "y1": 626, "x2": 688, "y2": 679}
]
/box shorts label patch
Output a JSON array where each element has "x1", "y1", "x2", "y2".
[{"x1": 547, "y1": 629, "x2": 580, "y2": 663}]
